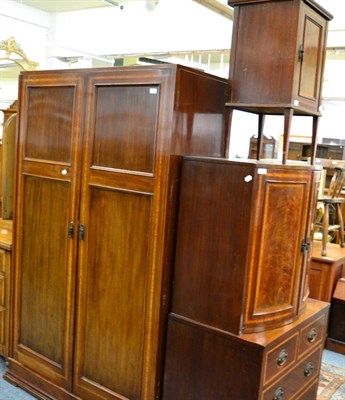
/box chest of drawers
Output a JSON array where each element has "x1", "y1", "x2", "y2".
[{"x1": 163, "y1": 299, "x2": 329, "y2": 400}]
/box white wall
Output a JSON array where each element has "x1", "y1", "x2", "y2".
[
  {"x1": 52, "y1": 0, "x2": 232, "y2": 57},
  {"x1": 0, "y1": 0, "x2": 344, "y2": 155}
]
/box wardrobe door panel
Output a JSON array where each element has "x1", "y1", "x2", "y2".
[
  {"x1": 25, "y1": 86, "x2": 75, "y2": 163},
  {"x1": 92, "y1": 85, "x2": 159, "y2": 173},
  {"x1": 76, "y1": 187, "x2": 152, "y2": 399},
  {"x1": 20, "y1": 177, "x2": 69, "y2": 364}
]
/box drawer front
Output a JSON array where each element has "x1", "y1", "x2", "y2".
[
  {"x1": 293, "y1": 378, "x2": 319, "y2": 400},
  {"x1": 264, "y1": 333, "x2": 298, "y2": 384},
  {"x1": 262, "y1": 347, "x2": 322, "y2": 400},
  {"x1": 0, "y1": 250, "x2": 5, "y2": 273},
  {"x1": 298, "y1": 314, "x2": 326, "y2": 357}
]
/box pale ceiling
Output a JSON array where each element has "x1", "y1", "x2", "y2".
[
  {"x1": 13, "y1": 0, "x2": 233, "y2": 18},
  {"x1": 14, "y1": 0, "x2": 132, "y2": 13}
]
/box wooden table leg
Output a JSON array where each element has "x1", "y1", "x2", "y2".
[
  {"x1": 225, "y1": 107, "x2": 233, "y2": 159},
  {"x1": 282, "y1": 108, "x2": 293, "y2": 164},
  {"x1": 310, "y1": 116, "x2": 319, "y2": 165},
  {"x1": 257, "y1": 114, "x2": 265, "y2": 160}
]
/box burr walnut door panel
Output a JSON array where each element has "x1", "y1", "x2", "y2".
[
  {"x1": 12, "y1": 75, "x2": 85, "y2": 389},
  {"x1": 244, "y1": 169, "x2": 312, "y2": 332},
  {"x1": 73, "y1": 71, "x2": 173, "y2": 400}
]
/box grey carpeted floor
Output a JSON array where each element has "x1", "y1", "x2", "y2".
[{"x1": 0, "y1": 357, "x2": 36, "y2": 399}]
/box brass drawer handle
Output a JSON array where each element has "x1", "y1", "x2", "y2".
[
  {"x1": 277, "y1": 349, "x2": 288, "y2": 366},
  {"x1": 304, "y1": 362, "x2": 314, "y2": 377},
  {"x1": 273, "y1": 387, "x2": 284, "y2": 400},
  {"x1": 308, "y1": 328, "x2": 317, "y2": 343}
]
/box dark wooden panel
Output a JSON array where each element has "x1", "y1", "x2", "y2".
[
  {"x1": 163, "y1": 317, "x2": 262, "y2": 400},
  {"x1": 20, "y1": 176, "x2": 70, "y2": 365},
  {"x1": 171, "y1": 160, "x2": 253, "y2": 334},
  {"x1": 230, "y1": 1, "x2": 297, "y2": 105},
  {"x1": 174, "y1": 69, "x2": 226, "y2": 157},
  {"x1": 75, "y1": 187, "x2": 152, "y2": 399},
  {"x1": 92, "y1": 85, "x2": 159, "y2": 173},
  {"x1": 25, "y1": 87, "x2": 75, "y2": 163}
]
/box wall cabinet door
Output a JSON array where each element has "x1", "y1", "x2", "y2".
[
  {"x1": 12, "y1": 73, "x2": 85, "y2": 389},
  {"x1": 295, "y1": 1, "x2": 328, "y2": 113}
]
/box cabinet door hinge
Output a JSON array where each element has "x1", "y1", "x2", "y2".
[
  {"x1": 298, "y1": 44, "x2": 304, "y2": 62},
  {"x1": 68, "y1": 221, "x2": 75, "y2": 238},
  {"x1": 78, "y1": 224, "x2": 85, "y2": 240},
  {"x1": 301, "y1": 238, "x2": 310, "y2": 255}
]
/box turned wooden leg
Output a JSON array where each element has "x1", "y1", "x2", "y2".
[
  {"x1": 337, "y1": 203, "x2": 345, "y2": 248},
  {"x1": 322, "y1": 203, "x2": 329, "y2": 257},
  {"x1": 282, "y1": 108, "x2": 293, "y2": 164},
  {"x1": 310, "y1": 116, "x2": 319, "y2": 165},
  {"x1": 257, "y1": 114, "x2": 266, "y2": 160},
  {"x1": 225, "y1": 107, "x2": 234, "y2": 158}
]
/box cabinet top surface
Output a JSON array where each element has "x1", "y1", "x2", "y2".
[
  {"x1": 183, "y1": 156, "x2": 322, "y2": 171},
  {"x1": 228, "y1": 0, "x2": 333, "y2": 20},
  {"x1": 19, "y1": 63, "x2": 227, "y2": 82},
  {"x1": 240, "y1": 299, "x2": 330, "y2": 345}
]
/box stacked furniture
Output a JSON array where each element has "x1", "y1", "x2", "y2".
[
  {"x1": 4, "y1": 1, "x2": 334, "y2": 400},
  {"x1": 4, "y1": 65, "x2": 228, "y2": 400},
  {"x1": 163, "y1": 158, "x2": 329, "y2": 399},
  {"x1": 163, "y1": 1, "x2": 333, "y2": 399}
]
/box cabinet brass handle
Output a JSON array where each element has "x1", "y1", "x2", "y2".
[
  {"x1": 308, "y1": 328, "x2": 317, "y2": 343},
  {"x1": 273, "y1": 387, "x2": 284, "y2": 400},
  {"x1": 277, "y1": 350, "x2": 288, "y2": 366},
  {"x1": 304, "y1": 362, "x2": 314, "y2": 377}
]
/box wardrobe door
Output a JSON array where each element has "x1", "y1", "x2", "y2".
[
  {"x1": 12, "y1": 72, "x2": 84, "y2": 389},
  {"x1": 73, "y1": 68, "x2": 175, "y2": 400}
]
